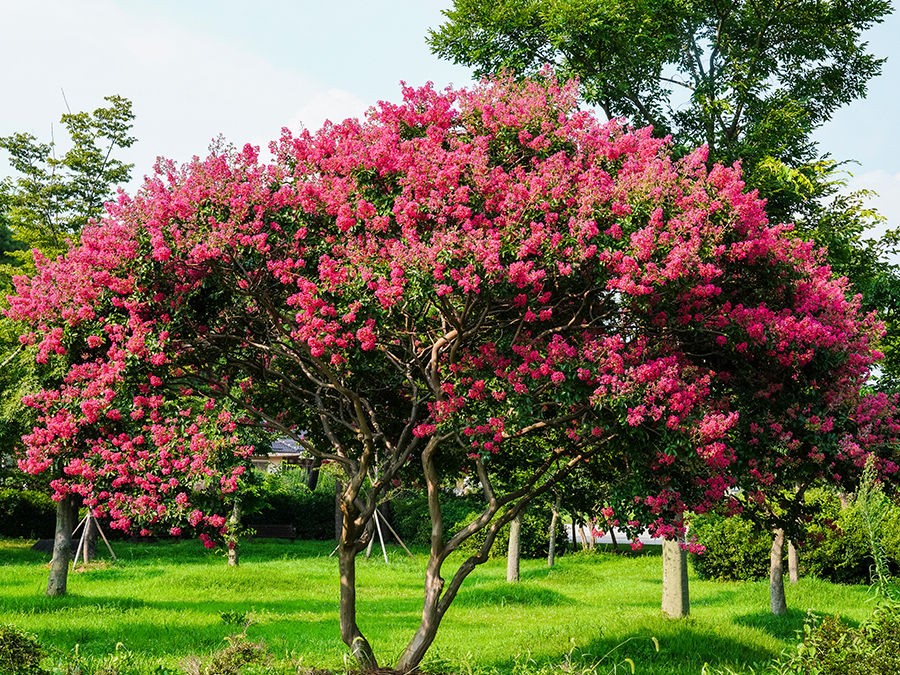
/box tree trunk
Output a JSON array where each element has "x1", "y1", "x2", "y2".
[
  {"x1": 661, "y1": 538, "x2": 689, "y2": 618},
  {"x1": 334, "y1": 481, "x2": 343, "y2": 542},
  {"x1": 395, "y1": 554, "x2": 446, "y2": 672},
  {"x1": 306, "y1": 457, "x2": 322, "y2": 492},
  {"x1": 609, "y1": 526, "x2": 619, "y2": 553},
  {"x1": 83, "y1": 515, "x2": 97, "y2": 563},
  {"x1": 227, "y1": 498, "x2": 241, "y2": 567},
  {"x1": 337, "y1": 511, "x2": 377, "y2": 670},
  {"x1": 47, "y1": 495, "x2": 75, "y2": 596},
  {"x1": 770, "y1": 528, "x2": 787, "y2": 615},
  {"x1": 547, "y1": 495, "x2": 560, "y2": 567},
  {"x1": 788, "y1": 539, "x2": 798, "y2": 584},
  {"x1": 507, "y1": 515, "x2": 521, "y2": 582}
]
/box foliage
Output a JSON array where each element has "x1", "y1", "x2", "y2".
[
  {"x1": 0, "y1": 624, "x2": 44, "y2": 675},
  {"x1": 391, "y1": 490, "x2": 566, "y2": 558},
  {"x1": 0, "y1": 95, "x2": 135, "y2": 267},
  {"x1": 6, "y1": 75, "x2": 897, "y2": 668},
  {"x1": 691, "y1": 489, "x2": 900, "y2": 585},
  {"x1": 427, "y1": 0, "x2": 889, "y2": 215},
  {"x1": 428, "y1": 0, "x2": 900, "y2": 390},
  {"x1": 0, "y1": 95, "x2": 137, "y2": 490},
  {"x1": 801, "y1": 489, "x2": 900, "y2": 586},
  {"x1": 689, "y1": 512, "x2": 772, "y2": 581},
  {"x1": 0, "y1": 488, "x2": 55, "y2": 538},
  {"x1": 773, "y1": 603, "x2": 900, "y2": 675},
  {"x1": 244, "y1": 467, "x2": 335, "y2": 540},
  {"x1": 182, "y1": 634, "x2": 269, "y2": 675}
]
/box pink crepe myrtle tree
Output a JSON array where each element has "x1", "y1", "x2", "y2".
[{"x1": 7, "y1": 74, "x2": 896, "y2": 671}]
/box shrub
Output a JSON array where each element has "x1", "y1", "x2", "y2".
[
  {"x1": 244, "y1": 468, "x2": 335, "y2": 540},
  {"x1": 0, "y1": 489, "x2": 55, "y2": 539},
  {"x1": 182, "y1": 634, "x2": 269, "y2": 675},
  {"x1": 690, "y1": 490, "x2": 900, "y2": 584},
  {"x1": 0, "y1": 624, "x2": 44, "y2": 675},
  {"x1": 689, "y1": 512, "x2": 772, "y2": 581},
  {"x1": 774, "y1": 602, "x2": 900, "y2": 674},
  {"x1": 800, "y1": 489, "x2": 900, "y2": 585}
]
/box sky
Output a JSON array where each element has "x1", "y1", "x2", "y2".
[{"x1": 1, "y1": 0, "x2": 899, "y2": 234}]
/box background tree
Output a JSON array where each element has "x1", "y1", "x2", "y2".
[
  {"x1": 8, "y1": 76, "x2": 895, "y2": 671},
  {"x1": 0, "y1": 95, "x2": 135, "y2": 594}
]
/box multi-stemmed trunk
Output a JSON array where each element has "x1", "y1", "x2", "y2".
[
  {"x1": 394, "y1": 441, "x2": 588, "y2": 673},
  {"x1": 47, "y1": 495, "x2": 75, "y2": 596},
  {"x1": 770, "y1": 528, "x2": 787, "y2": 614},
  {"x1": 337, "y1": 495, "x2": 378, "y2": 670}
]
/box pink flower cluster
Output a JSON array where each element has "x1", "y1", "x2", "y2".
[{"x1": 6, "y1": 73, "x2": 897, "y2": 542}]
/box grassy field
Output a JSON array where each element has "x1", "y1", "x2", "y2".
[{"x1": 0, "y1": 538, "x2": 880, "y2": 674}]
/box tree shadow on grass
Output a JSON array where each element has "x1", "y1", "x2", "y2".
[
  {"x1": 0, "y1": 540, "x2": 52, "y2": 565},
  {"x1": 734, "y1": 607, "x2": 859, "y2": 641},
  {"x1": 452, "y1": 583, "x2": 573, "y2": 609},
  {"x1": 485, "y1": 625, "x2": 780, "y2": 675}
]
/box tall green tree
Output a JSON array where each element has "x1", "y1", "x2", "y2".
[
  {"x1": 0, "y1": 94, "x2": 135, "y2": 269},
  {"x1": 429, "y1": 0, "x2": 900, "y2": 378},
  {"x1": 429, "y1": 0, "x2": 889, "y2": 214}
]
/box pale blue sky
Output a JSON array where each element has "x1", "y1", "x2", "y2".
[{"x1": 1, "y1": 0, "x2": 898, "y2": 230}]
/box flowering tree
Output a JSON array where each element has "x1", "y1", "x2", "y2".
[{"x1": 8, "y1": 75, "x2": 895, "y2": 671}]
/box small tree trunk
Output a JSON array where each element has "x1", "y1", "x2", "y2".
[
  {"x1": 334, "y1": 481, "x2": 343, "y2": 542},
  {"x1": 227, "y1": 498, "x2": 242, "y2": 567},
  {"x1": 579, "y1": 524, "x2": 593, "y2": 551},
  {"x1": 788, "y1": 539, "x2": 799, "y2": 584},
  {"x1": 770, "y1": 528, "x2": 787, "y2": 615},
  {"x1": 507, "y1": 515, "x2": 521, "y2": 582},
  {"x1": 337, "y1": 505, "x2": 377, "y2": 670},
  {"x1": 661, "y1": 538, "x2": 689, "y2": 618},
  {"x1": 306, "y1": 457, "x2": 322, "y2": 492},
  {"x1": 47, "y1": 495, "x2": 75, "y2": 597},
  {"x1": 547, "y1": 495, "x2": 560, "y2": 567},
  {"x1": 609, "y1": 526, "x2": 620, "y2": 553},
  {"x1": 84, "y1": 515, "x2": 97, "y2": 563}
]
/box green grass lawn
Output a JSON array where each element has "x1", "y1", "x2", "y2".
[{"x1": 0, "y1": 538, "x2": 880, "y2": 674}]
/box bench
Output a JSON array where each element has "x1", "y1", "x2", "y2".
[{"x1": 248, "y1": 523, "x2": 297, "y2": 540}]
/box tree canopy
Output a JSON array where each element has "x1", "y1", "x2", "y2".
[
  {"x1": 0, "y1": 96, "x2": 136, "y2": 478},
  {"x1": 7, "y1": 75, "x2": 896, "y2": 670}
]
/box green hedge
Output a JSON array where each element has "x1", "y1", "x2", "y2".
[
  {"x1": 390, "y1": 491, "x2": 567, "y2": 558},
  {"x1": 243, "y1": 468, "x2": 335, "y2": 540},
  {"x1": 0, "y1": 489, "x2": 55, "y2": 539},
  {"x1": 690, "y1": 491, "x2": 900, "y2": 584},
  {"x1": 689, "y1": 512, "x2": 772, "y2": 581}
]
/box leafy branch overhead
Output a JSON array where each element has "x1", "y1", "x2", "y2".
[{"x1": 0, "y1": 95, "x2": 135, "y2": 269}]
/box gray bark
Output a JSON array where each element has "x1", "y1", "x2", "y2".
[
  {"x1": 47, "y1": 495, "x2": 75, "y2": 596},
  {"x1": 788, "y1": 539, "x2": 798, "y2": 584},
  {"x1": 83, "y1": 515, "x2": 97, "y2": 563},
  {"x1": 507, "y1": 515, "x2": 521, "y2": 582},
  {"x1": 770, "y1": 528, "x2": 787, "y2": 614},
  {"x1": 547, "y1": 495, "x2": 560, "y2": 567},
  {"x1": 661, "y1": 538, "x2": 689, "y2": 618}
]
